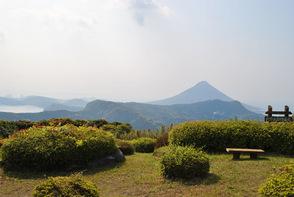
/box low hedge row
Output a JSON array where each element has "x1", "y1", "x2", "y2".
[
  {"x1": 169, "y1": 121, "x2": 294, "y2": 154},
  {"x1": 259, "y1": 164, "x2": 294, "y2": 196},
  {"x1": 33, "y1": 175, "x2": 99, "y2": 197},
  {"x1": 0, "y1": 119, "x2": 132, "y2": 139},
  {"x1": 116, "y1": 140, "x2": 135, "y2": 155},
  {"x1": 1, "y1": 125, "x2": 118, "y2": 171},
  {"x1": 131, "y1": 138, "x2": 156, "y2": 153}
]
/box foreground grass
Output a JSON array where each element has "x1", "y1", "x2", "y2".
[{"x1": 0, "y1": 153, "x2": 293, "y2": 197}]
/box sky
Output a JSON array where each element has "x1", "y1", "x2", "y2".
[{"x1": 0, "y1": 0, "x2": 293, "y2": 108}]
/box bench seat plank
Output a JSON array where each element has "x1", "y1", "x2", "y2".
[{"x1": 226, "y1": 148, "x2": 265, "y2": 153}]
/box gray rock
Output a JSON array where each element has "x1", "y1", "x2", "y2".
[
  {"x1": 107, "y1": 149, "x2": 125, "y2": 162},
  {"x1": 112, "y1": 149, "x2": 125, "y2": 162},
  {"x1": 87, "y1": 149, "x2": 125, "y2": 168}
]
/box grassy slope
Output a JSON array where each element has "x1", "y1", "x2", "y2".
[{"x1": 0, "y1": 154, "x2": 293, "y2": 197}]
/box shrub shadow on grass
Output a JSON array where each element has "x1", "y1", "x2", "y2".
[
  {"x1": 263, "y1": 153, "x2": 294, "y2": 159},
  {"x1": 2, "y1": 168, "x2": 72, "y2": 180},
  {"x1": 83, "y1": 159, "x2": 125, "y2": 175},
  {"x1": 230, "y1": 157, "x2": 270, "y2": 161},
  {"x1": 2, "y1": 159, "x2": 125, "y2": 180},
  {"x1": 165, "y1": 173, "x2": 220, "y2": 186}
]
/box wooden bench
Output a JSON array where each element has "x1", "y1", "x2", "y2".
[{"x1": 226, "y1": 148, "x2": 265, "y2": 160}]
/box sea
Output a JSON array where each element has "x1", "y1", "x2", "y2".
[{"x1": 0, "y1": 105, "x2": 43, "y2": 113}]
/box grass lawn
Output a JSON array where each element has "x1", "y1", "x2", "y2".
[{"x1": 0, "y1": 153, "x2": 293, "y2": 197}]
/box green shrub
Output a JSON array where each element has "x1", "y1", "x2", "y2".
[
  {"x1": 101, "y1": 123, "x2": 132, "y2": 139},
  {"x1": 0, "y1": 138, "x2": 6, "y2": 148},
  {"x1": 155, "y1": 132, "x2": 169, "y2": 148},
  {"x1": 259, "y1": 164, "x2": 294, "y2": 196},
  {"x1": 33, "y1": 175, "x2": 99, "y2": 197},
  {"x1": 0, "y1": 120, "x2": 33, "y2": 138},
  {"x1": 1, "y1": 125, "x2": 118, "y2": 171},
  {"x1": 131, "y1": 138, "x2": 156, "y2": 153},
  {"x1": 85, "y1": 119, "x2": 109, "y2": 128},
  {"x1": 0, "y1": 121, "x2": 19, "y2": 138},
  {"x1": 169, "y1": 121, "x2": 294, "y2": 154},
  {"x1": 116, "y1": 140, "x2": 135, "y2": 155},
  {"x1": 153, "y1": 146, "x2": 170, "y2": 158},
  {"x1": 161, "y1": 146, "x2": 210, "y2": 179}
]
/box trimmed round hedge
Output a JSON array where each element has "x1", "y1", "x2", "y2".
[
  {"x1": 33, "y1": 175, "x2": 99, "y2": 197},
  {"x1": 1, "y1": 125, "x2": 118, "y2": 171},
  {"x1": 259, "y1": 164, "x2": 294, "y2": 197},
  {"x1": 131, "y1": 138, "x2": 156, "y2": 153},
  {"x1": 169, "y1": 121, "x2": 294, "y2": 154},
  {"x1": 116, "y1": 140, "x2": 135, "y2": 155},
  {"x1": 161, "y1": 146, "x2": 210, "y2": 179}
]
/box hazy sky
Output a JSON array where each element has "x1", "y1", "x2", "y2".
[{"x1": 0, "y1": 0, "x2": 293, "y2": 108}]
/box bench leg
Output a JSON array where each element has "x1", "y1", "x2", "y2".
[
  {"x1": 250, "y1": 153, "x2": 257, "y2": 159},
  {"x1": 233, "y1": 153, "x2": 240, "y2": 160}
]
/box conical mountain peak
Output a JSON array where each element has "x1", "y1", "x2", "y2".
[
  {"x1": 191, "y1": 81, "x2": 216, "y2": 90},
  {"x1": 151, "y1": 81, "x2": 233, "y2": 105},
  {"x1": 195, "y1": 81, "x2": 210, "y2": 86}
]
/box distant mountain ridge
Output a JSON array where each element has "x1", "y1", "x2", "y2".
[
  {"x1": 0, "y1": 99, "x2": 262, "y2": 129},
  {"x1": 0, "y1": 81, "x2": 263, "y2": 129}
]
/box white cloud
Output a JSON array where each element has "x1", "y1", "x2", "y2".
[
  {"x1": 0, "y1": 31, "x2": 4, "y2": 44},
  {"x1": 8, "y1": 7, "x2": 98, "y2": 31},
  {"x1": 1, "y1": 0, "x2": 293, "y2": 106},
  {"x1": 113, "y1": 0, "x2": 173, "y2": 25},
  {"x1": 159, "y1": 5, "x2": 173, "y2": 17}
]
